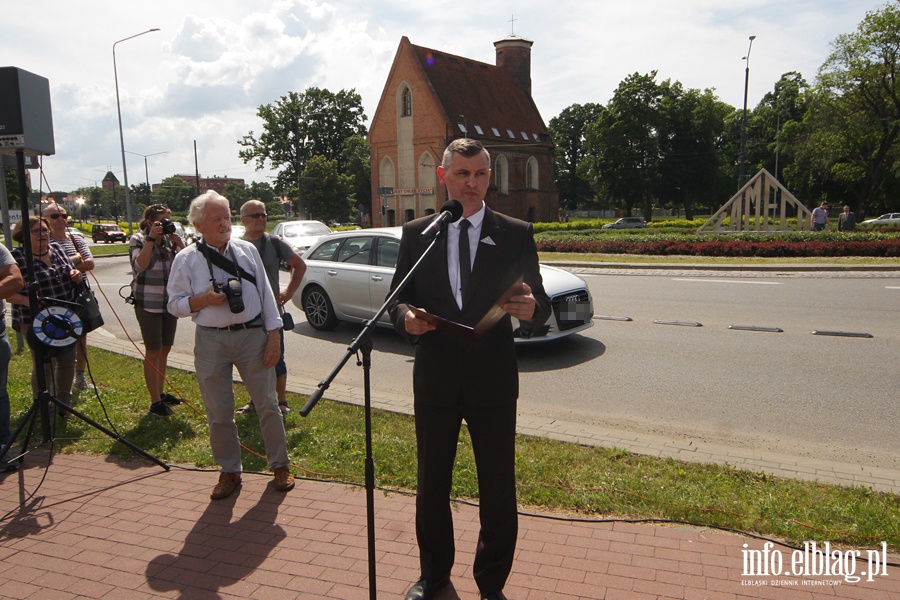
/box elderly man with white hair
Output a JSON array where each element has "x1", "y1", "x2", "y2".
[{"x1": 167, "y1": 191, "x2": 294, "y2": 499}]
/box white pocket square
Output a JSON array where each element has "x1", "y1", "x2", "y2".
[{"x1": 480, "y1": 236, "x2": 496, "y2": 246}]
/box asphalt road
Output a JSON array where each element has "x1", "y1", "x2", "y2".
[{"x1": 88, "y1": 256, "x2": 900, "y2": 471}]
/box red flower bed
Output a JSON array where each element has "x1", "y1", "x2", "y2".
[{"x1": 536, "y1": 238, "x2": 900, "y2": 257}]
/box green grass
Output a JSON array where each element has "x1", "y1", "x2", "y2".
[{"x1": 7, "y1": 347, "x2": 898, "y2": 552}]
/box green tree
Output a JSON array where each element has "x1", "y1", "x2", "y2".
[
  {"x1": 3, "y1": 167, "x2": 22, "y2": 208},
  {"x1": 745, "y1": 72, "x2": 809, "y2": 184},
  {"x1": 72, "y1": 186, "x2": 109, "y2": 221},
  {"x1": 151, "y1": 177, "x2": 194, "y2": 213},
  {"x1": 302, "y1": 155, "x2": 354, "y2": 224},
  {"x1": 790, "y1": 2, "x2": 900, "y2": 215},
  {"x1": 246, "y1": 180, "x2": 277, "y2": 205},
  {"x1": 222, "y1": 181, "x2": 250, "y2": 210},
  {"x1": 131, "y1": 182, "x2": 152, "y2": 208},
  {"x1": 657, "y1": 81, "x2": 732, "y2": 219},
  {"x1": 220, "y1": 180, "x2": 278, "y2": 215},
  {"x1": 548, "y1": 103, "x2": 603, "y2": 210},
  {"x1": 342, "y1": 134, "x2": 371, "y2": 222},
  {"x1": 581, "y1": 72, "x2": 663, "y2": 218},
  {"x1": 238, "y1": 87, "x2": 367, "y2": 214}
]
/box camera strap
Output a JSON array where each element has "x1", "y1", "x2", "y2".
[{"x1": 197, "y1": 241, "x2": 257, "y2": 286}]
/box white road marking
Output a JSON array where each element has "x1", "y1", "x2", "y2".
[{"x1": 674, "y1": 279, "x2": 782, "y2": 285}]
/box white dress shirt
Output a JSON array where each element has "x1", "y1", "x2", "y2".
[{"x1": 167, "y1": 237, "x2": 282, "y2": 331}]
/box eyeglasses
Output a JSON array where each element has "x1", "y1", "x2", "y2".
[
  {"x1": 31, "y1": 228, "x2": 51, "y2": 234},
  {"x1": 244, "y1": 213, "x2": 267, "y2": 219},
  {"x1": 48, "y1": 213, "x2": 67, "y2": 219}
]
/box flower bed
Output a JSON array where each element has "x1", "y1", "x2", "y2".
[{"x1": 535, "y1": 237, "x2": 900, "y2": 257}]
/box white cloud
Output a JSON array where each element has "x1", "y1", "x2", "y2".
[{"x1": 2, "y1": 0, "x2": 887, "y2": 193}]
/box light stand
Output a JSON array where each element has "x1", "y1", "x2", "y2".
[
  {"x1": 301, "y1": 232, "x2": 445, "y2": 600},
  {"x1": 738, "y1": 35, "x2": 756, "y2": 190},
  {"x1": 0, "y1": 149, "x2": 168, "y2": 471},
  {"x1": 114, "y1": 28, "x2": 160, "y2": 236}
]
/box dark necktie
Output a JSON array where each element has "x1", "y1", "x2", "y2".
[{"x1": 458, "y1": 219, "x2": 471, "y2": 302}]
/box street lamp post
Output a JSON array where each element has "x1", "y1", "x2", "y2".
[
  {"x1": 125, "y1": 150, "x2": 169, "y2": 208},
  {"x1": 295, "y1": 119, "x2": 306, "y2": 220},
  {"x1": 75, "y1": 197, "x2": 85, "y2": 226},
  {"x1": 738, "y1": 35, "x2": 756, "y2": 190},
  {"x1": 114, "y1": 28, "x2": 160, "y2": 235}
]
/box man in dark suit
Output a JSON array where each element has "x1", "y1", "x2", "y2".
[{"x1": 389, "y1": 138, "x2": 551, "y2": 600}]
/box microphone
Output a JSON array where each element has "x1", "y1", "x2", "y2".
[{"x1": 419, "y1": 200, "x2": 463, "y2": 242}]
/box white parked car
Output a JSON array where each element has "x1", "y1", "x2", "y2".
[
  {"x1": 291, "y1": 227, "x2": 594, "y2": 343},
  {"x1": 601, "y1": 217, "x2": 647, "y2": 230},
  {"x1": 271, "y1": 220, "x2": 333, "y2": 255},
  {"x1": 860, "y1": 213, "x2": 900, "y2": 226}
]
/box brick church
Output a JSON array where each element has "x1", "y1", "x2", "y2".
[{"x1": 368, "y1": 35, "x2": 558, "y2": 227}]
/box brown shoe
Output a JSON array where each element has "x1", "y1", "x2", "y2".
[
  {"x1": 211, "y1": 472, "x2": 241, "y2": 500},
  {"x1": 273, "y1": 467, "x2": 295, "y2": 492}
]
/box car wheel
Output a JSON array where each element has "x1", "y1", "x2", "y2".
[{"x1": 303, "y1": 285, "x2": 339, "y2": 331}]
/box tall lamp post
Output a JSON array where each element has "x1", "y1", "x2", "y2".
[
  {"x1": 114, "y1": 28, "x2": 160, "y2": 235},
  {"x1": 125, "y1": 150, "x2": 169, "y2": 206},
  {"x1": 75, "y1": 197, "x2": 85, "y2": 227},
  {"x1": 738, "y1": 35, "x2": 756, "y2": 190},
  {"x1": 295, "y1": 119, "x2": 307, "y2": 220}
]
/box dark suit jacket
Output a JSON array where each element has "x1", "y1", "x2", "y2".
[{"x1": 388, "y1": 207, "x2": 551, "y2": 408}]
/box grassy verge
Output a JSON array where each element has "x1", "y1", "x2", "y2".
[{"x1": 7, "y1": 347, "x2": 897, "y2": 551}]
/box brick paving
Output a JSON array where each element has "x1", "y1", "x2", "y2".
[
  {"x1": 3, "y1": 261, "x2": 898, "y2": 598},
  {"x1": 2, "y1": 451, "x2": 897, "y2": 599}
]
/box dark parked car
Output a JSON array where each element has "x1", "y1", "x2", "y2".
[{"x1": 91, "y1": 223, "x2": 127, "y2": 243}]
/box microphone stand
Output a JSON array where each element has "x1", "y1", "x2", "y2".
[
  {"x1": 301, "y1": 230, "x2": 445, "y2": 600},
  {"x1": 0, "y1": 149, "x2": 168, "y2": 472}
]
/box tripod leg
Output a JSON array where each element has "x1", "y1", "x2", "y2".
[
  {"x1": 43, "y1": 394, "x2": 170, "y2": 470},
  {"x1": 0, "y1": 400, "x2": 39, "y2": 469}
]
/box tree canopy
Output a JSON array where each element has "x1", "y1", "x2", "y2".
[
  {"x1": 552, "y1": 1, "x2": 900, "y2": 219},
  {"x1": 238, "y1": 87, "x2": 368, "y2": 219}
]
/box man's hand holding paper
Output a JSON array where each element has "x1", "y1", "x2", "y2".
[{"x1": 501, "y1": 281, "x2": 537, "y2": 321}]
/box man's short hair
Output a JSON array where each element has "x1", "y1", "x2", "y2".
[
  {"x1": 442, "y1": 138, "x2": 490, "y2": 169},
  {"x1": 240, "y1": 199, "x2": 265, "y2": 216},
  {"x1": 188, "y1": 191, "x2": 230, "y2": 226},
  {"x1": 42, "y1": 203, "x2": 66, "y2": 217}
]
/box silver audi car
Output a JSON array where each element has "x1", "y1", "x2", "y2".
[{"x1": 291, "y1": 227, "x2": 594, "y2": 343}]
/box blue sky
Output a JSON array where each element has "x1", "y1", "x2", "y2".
[{"x1": 3, "y1": 0, "x2": 889, "y2": 195}]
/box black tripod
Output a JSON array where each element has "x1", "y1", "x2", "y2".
[{"x1": 0, "y1": 149, "x2": 168, "y2": 471}]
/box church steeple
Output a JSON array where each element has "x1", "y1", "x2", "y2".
[{"x1": 494, "y1": 34, "x2": 533, "y2": 97}]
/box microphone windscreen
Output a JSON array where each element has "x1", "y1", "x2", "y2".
[{"x1": 441, "y1": 199, "x2": 463, "y2": 223}]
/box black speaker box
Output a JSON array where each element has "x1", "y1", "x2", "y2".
[{"x1": 0, "y1": 67, "x2": 55, "y2": 156}]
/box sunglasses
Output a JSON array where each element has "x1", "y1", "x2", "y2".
[
  {"x1": 149, "y1": 204, "x2": 169, "y2": 211},
  {"x1": 244, "y1": 213, "x2": 267, "y2": 219},
  {"x1": 48, "y1": 213, "x2": 67, "y2": 219}
]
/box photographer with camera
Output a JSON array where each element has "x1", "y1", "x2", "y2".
[
  {"x1": 167, "y1": 191, "x2": 294, "y2": 500},
  {"x1": 130, "y1": 204, "x2": 186, "y2": 417},
  {"x1": 235, "y1": 200, "x2": 307, "y2": 415}
]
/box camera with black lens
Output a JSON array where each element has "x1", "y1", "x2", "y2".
[
  {"x1": 159, "y1": 218, "x2": 176, "y2": 235},
  {"x1": 214, "y1": 278, "x2": 244, "y2": 314}
]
